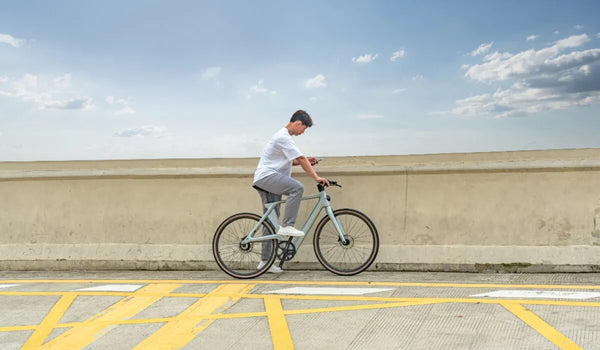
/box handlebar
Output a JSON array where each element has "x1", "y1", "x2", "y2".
[{"x1": 317, "y1": 179, "x2": 341, "y2": 192}]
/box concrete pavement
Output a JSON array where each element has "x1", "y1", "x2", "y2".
[{"x1": 1, "y1": 270, "x2": 599, "y2": 349}]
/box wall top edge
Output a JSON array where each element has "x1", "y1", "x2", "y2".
[{"x1": 1, "y1": 158, "x2": 600, "y2": 180}]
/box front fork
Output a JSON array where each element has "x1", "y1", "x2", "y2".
[{"x1": 325, "y1": 205, "x2": 349, "y2": 244}]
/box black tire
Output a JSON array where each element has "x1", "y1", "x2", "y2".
[
  {"x1": 213, "y1": 213, "x2": 277, "y2": 279},
  {"x1": 313, "y1": 208, "x2": 379, "y2": 276}
]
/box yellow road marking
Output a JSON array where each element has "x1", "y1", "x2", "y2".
[
  {"x1": 264, "y1": 297, "x2": 294, "y2": 350},
  {"x1": 21, "y1": 293, "x2": 77, "y2": 349},
  {"x1": 0, "y1": 279, "x2": 599, "y2": 349},
  {"x1": 132, "y1": 283, "x2": 254, "y2": 350},
  {"x1": 39, "y1": 283, "x2": 180, "y2": 350},
  {"x1": 502, "y1": 303, "x2": 583, "y2": 350},
  {"x1": 284, "y1": 300, "x2": 447, "y2": 316},
  {"x1": 2, "y1": 290, "x2": 599, "y2": 308},
  {"x1": 0, "y1": 295, "x2": 599, "y2": 335},
  {"x1": 2, "y1": 279, "x2": 600, "y2": 290}
]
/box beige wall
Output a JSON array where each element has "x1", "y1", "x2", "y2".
[{"x1": 1, "y1": 148, "x2": 600, "y2": 272}]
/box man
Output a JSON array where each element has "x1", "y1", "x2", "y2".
[{"x1": 253, "y1": 110, "x2": 329, "y2": 273}]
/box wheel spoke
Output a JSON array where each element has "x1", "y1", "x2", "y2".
[
  {"x1": 214, "y1": 214, "x2": 276, "y2": 278},
  {"x1": 314, "y1": 210, "x2": 378, "y2": 275}
]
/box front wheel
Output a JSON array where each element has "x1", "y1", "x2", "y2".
[
  {"x1": 313, "y1": 208, "x2": 379, "y2": 276},
  {"x1": 213, "y1": 213, "x2": 277, "y2": 279}
]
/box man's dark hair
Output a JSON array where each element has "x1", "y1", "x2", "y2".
[{"x1": 290, "y1": 110, "x2": 313, "y2": 127}]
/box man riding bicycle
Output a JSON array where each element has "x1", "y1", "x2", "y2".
[{"x1": 253, "y1": 110, "x2": 329, "y2": 272}]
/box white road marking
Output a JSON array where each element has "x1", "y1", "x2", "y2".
[
  {"x1": 266, "y1": 287, "x2": 394, "y2": 295},
  {"x1": 0, "y1": 284, "x2": 19, "y2": 289},
  {"x1": 76, "y1": 284, "x2": 144, "y2": 292},
  {"x1": 471, "y1": 290, "x2": 600, "y2": 300}
]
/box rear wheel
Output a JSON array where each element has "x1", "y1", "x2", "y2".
[
  {"x1": 213, "y1": 213, "x2": 277, "y2": 279},
  {"x1": 313, "y1": 209, "x2": 379, "y2": 276}
]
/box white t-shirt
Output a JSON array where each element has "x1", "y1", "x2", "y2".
[{"x1": 254, "y1": 127, "x2": 303, "y2": 183}]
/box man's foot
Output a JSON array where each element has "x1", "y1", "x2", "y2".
[
  {"x1": 257, "y1": 260, "x2": 283, "y2": 273},
  {"x1": 278, "y1": 226, "x2": 305, "y2": 237}
]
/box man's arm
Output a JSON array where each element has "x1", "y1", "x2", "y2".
[
  {"x1": 293, "y1": 157, "x2": 318, "y2": 166},
  {"x1": 295, "y1": 156, "x2": 329, "y2": 186}
]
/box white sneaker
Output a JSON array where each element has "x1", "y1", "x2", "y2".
[
  {"x1": 257, "y1": 260, "x2": 283, "y2": 273},
  {"x1": 278, "y1": 226, "x2": 305, "y2": 237}
]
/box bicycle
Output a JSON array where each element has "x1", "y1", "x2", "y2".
[{"x1": 212, "y1": 180, "x2": 379, "y2": 279}]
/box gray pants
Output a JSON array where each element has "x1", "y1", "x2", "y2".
[
  {"x1": 254, "y1": 173, "x2": 304, "y2": 227},
  {"x1": 254, "y1": 173, "x2": 304, "y2": 260}
]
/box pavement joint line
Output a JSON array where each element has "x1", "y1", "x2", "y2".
[{"x1": 2, "y1": 279, "x2": 600, "y2": 290}]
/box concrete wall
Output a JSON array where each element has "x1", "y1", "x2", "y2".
[{"x1": 1, "y1": 148, "x2": 600, "y2": 272}]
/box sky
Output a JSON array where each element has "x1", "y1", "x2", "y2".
[{"x1": 1, "y1": 0, "x2": 600, "y2": 161}]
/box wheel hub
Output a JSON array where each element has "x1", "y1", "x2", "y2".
[
  {"x1": 239, "y1": 239, "x2": 252, "y2": 252},
  {"x1": 339, "y1": 235, "x2": 354, "y2": 248}
]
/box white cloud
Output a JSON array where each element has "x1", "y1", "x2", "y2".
[
  {"x1": 526, "y1": 34, "x2": 539, "y2": 41},
  {"x1": 470, "y1": 42, "x2": 493, "y2": 56},
  {"x1": 390, "y1": 50, "x2": 406, "y2": 61},
  {"x1": 0, "y1": 33, "x2": 26, "y2": 47},
  {"x1": 106, "y1": 96, "x2": 136, "y2": 115},
  {"x1": 305, "y1": 74, "x2": 327, "y2": 88},
  {"x1": 412, "y1": 74, "x2": 424, "y2": 81},
  {"x1": 202, "y1": 66, "x2": 221, "y2": 80},
  {"x1": 597, "y1": 32, "x2": 600, "y2": 39},
  {"x1": 575, "y1": 25, "x2": 584, "y2": 30},
  {"x1": 446, "y1": 34, "x2": 600, "y2": 118},
  {"x1": 392, "y1": 88, "x2": 406, "y2": 94},
  {"x1": 465, "y1": 34, "x2": 595, "y2": 82},
  {"x1": 113, "y1": 125, "x2": 166, "y2": 138},
  {"x1": 0, "y1": 73, "x2": 94, "y2": 110},
  {"x1": 248, "y1": 80, "x2": 276, "y2": 95},
  {"x1": 554, "y1": 30, "x2": 560, "y2": 35},
  {"x1": 352, "y1": 53, "x2": 378, "y2": 63},
  {"x1": 356, "y1": 114, "x2": 384, "y2": 120}
]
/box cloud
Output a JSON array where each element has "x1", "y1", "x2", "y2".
[
  {"x1": 202, "y1": 66, "x2": 221, "y2": 80},
  {"x1": 526, "y1": 34, "x2": 539, "y2": 41},
  {"x1": 392, "y1": 88, "x2": 406, "y2": 94},
  {"x1": 0, "y1": 33, "x2": 26, "y2": 47},
  {"x1": 0, "y1": 73, "x2": 94, "y2": 110},
  {"x1": 470, "y1": 42, "x2": 494, "y2": 56},
  {"x1": 356, "y1": 114, "x2": 384, "y2": 120},
  {"x1": 412, "y1": 74, "x2": 424, "y2": 81},
  {"x1": 248, "y1": 80, "x2": 276, "y2": 95},
  {"x1": 106, "y1": 96, "x2": 136, "y2": 115},
  {"x1": 575, "y1": 25, "x2": 584, "y2": 30},
  {"x1": 352, "y1": 53, "x2": 378, "y2": 63},
  {"x1": 465, "y1": 34, "x2": 595, "y2": 82},
  {"x1": 390, "y1": 50, "x2": 406, "y2": 61},
  {"x1": 445, "y1": 34, "x2": 600, "y2": 118},
  {"x1": 113, "y1": 125, "x2": 166, "y2": 138},
  {"x1": 305, "y1": 74, "x2": 327, "y2": 88}
]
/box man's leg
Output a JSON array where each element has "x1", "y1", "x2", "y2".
[
  {"x1": 256, "y1": 189, "x2": 280, "y2": 261},
  {"x1": 254, "y1": 173, "x2": 304, "y2": 228}
]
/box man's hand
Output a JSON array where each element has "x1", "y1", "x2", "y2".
[
  {"x1": 316, "y1": 177, "x2": 330, "y2": 187},
  {"x1": 296, "y1": 156, "x2": 328, "y2": 186}
]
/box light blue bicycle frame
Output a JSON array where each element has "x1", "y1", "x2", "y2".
[{"x1": 240, "y1": 188, "x2": 347, "y2": 248}]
